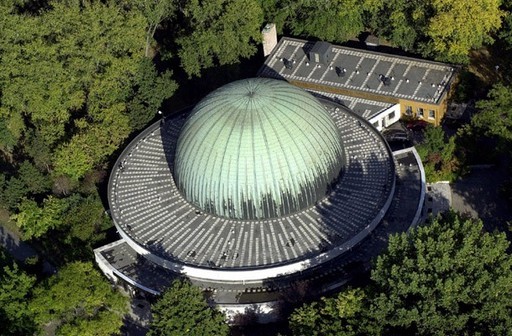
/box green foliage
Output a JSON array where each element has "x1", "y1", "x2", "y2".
[
  {"x1": 416, "y1": 126, "x2": 460, "y2": 182},
  {"x1": 148, "y1": 279, "x2": 229, "y2": 336},
  {"x1": 13, "y1": 191, "x2": 111, "y2": 261},
  {"x1": 2, "y1": 177, "x2": 29, "y2": 210},
  {"x1": 425, "y1": 0, "x2": 503, "y2": 63},
  {"x1": 133, "y1": 0, "x2": 176, "y2": 57},
  {"x1": 368, "y1": 213, "x2": 512, "y2": 335},
  {"x1": 13, "y1": 196, "x2": 70, "y2": 239},
  {"x1": 0, "y1": 161, "x2": 50, "y2": 210},
  {"x1": 287, "y1": 0, "x2": 365, "y2": 43},
  {"x1": 177, "y1": 0, "x2": 263, "y2": 77},
  {"x1": 498, "y1": 9, "x2": 512, "y2": 49},
  {"x1": 367, "y1": 0, "x2": 503, "y2": 63},
  {"x1": 23, "y1": 130, "x2": 53, "y2": 171},
  {"x1": 289, "y1": 288, "x2": 367, "y2": 336},
  {"x1": 52, "y1": 112, "x2": 131, "y2": 180},
  {"x1": 127, "y1": 58, "x2": 178, "y2": 130},
  {"x1": 18, "y1": 161, "x2": 51, "y2": 194},
  {"x1": 56, "y1": 309, "x2": 126, "y2": 336},
  {"x1": 452, "y1": 70, "x2": 482, "y2": 103},
  {"x1": 366, "y1": 0, "x2": 433, "y2": 52},
  {"x1": 290, "y1": 214, "x2": 512, "y2": 335},
  {"x1": 0, "y1": 0, "x2": 176, "y2": 180},
  {"x1": 62, "y1": 192, "x2": 111, "y2": 245},
  {"x1": 29, "y1": 261, "x2": 128, "y2": 336},
  {"x1": 258, "y1": 0, "x2": 296, "y2": 32},
  {"x1": 473, "y1": 83, "x2": 512, "y2": 144},
  {"x1": 0, "y1": 174, "x2": 6, "y2": 193},
  {"x1": 0, "y1": 118, "x2": 17, "y2": 154},
  {"x1": 0, "y1": 248, "x2": 37, "y2": 336}
]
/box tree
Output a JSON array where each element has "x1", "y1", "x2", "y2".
[
  {"x1": 0, "y1": 0, "x2": 176, "y2": 180},
  {"x1": 176, "y1": 0, "x2": 263, "y2": 77},
  {"x1": 29, "y1": 262, "x2": 128, "y2": 336},
  {"x1": 2, "y1": 177, "x2": 29, "y2": 210},
  {"x1": 259, "y1": 0, "x2": 297, "y2": 32},
  {"x1": 56, "y1": 192, "x2": 112, "y2": 261},
  {"x1": 148, "y1": 279, "x2": 229, "y2": 336},
  {"x1": 286, "y1": 0, "x2": 365, "y2": 43},
  {"x1": 18, "y1": 160, "x2": 51, "y2": 195},
  {"x1": 0, "y1": 248, "x2": 37, "y2": 336},
  {"x1": 127, "y1": 58, "x2": 178, "y2": 130},
  {"x1": 416, "y1": 126, "x2": 460, "y2": 182},
  {"x1": 365, "y1": 0, "x2": 435, "y2": 52},
  {"x1": 366, "y1": 0, "x2": 503, "y2": 63},
  {"x1": 133, "y1": 0, "x2": 176, "y2": 57},
  {"x1": 289, "y1": 288, "x2": 367, "y2": 336},
  {"x1": 424, "y1": 0, "x2": 503, "y2": 63},
  {"x1": 498, "y1": 0, "x2": 512, "y2": 49},
  {"x1": 13, "y1": 196, "x2": 70, "y2": 239},
  {"x1": 367, "y1": 213, "x2": 512, "y2": 335},
  {"x1": 473, "y1": 83, "x2": 512, "y2": 144},
  {"x1": 63, "y1": 193, "x2": 110, "y2": 244},
  {"x1": 452, "y1": 70, "x2": 483, "y2": 103},
  {"x1": 289, "y1": 213, "x2": 512, "y2": 335},
  {"x1": 0, "y1": 161, "x2": 50, "y2": 210},
  {"x1": 12, "y1": 191, "x2": 111, "y2": 262}
]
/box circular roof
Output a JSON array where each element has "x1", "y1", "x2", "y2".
[
  {"x1": 108, "y1": 98, "x2": 396, "y2": 275},
  {"x1": 174, "y1": 78, "x2": 345, "y2": 220}
]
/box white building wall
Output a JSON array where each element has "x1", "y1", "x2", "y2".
[
  {"x1": 369, "y1": 103, "x2": 401, "y2": 131},
  {"x1": 219, "y1": 301, "x2": 279, "y2": 324},
  {"x1": 94, "y1": 247, "x2": 118, "y2": 283}
]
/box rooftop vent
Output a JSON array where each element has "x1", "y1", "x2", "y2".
[
  {"x1": 283, "y1": 58, "x2": 293, "y2": 69},
  {"x1": 336, "y1": 66, "x2": 346, "y2": 77},
  {"x1": 365, "y1": 34, "x2": 380, "y2": 49},
  {"x1": 379, "y1": 74, "x2": 391, "y2": 86},
  {"x1": 308, "y1": 41, "x2": 332, "y2": 65}
]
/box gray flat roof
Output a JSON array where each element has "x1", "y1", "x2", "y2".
[
  {"x1": 107, "y1": 100, "x2": 395, "y2": 271},
  {"x1": 258, "y1": 37, "x2": 457, "y2": 105},
  {"x1": 97, "y1": 240, "x2": 178, "y2": 293}
]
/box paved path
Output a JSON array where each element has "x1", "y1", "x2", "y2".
[
  {"x1": 451, "y1": 165, "x2": 512, "y2": 233},
  {"x1": 424, "y1": 182, "x2": 452, "y2": 220},
  {"x1": 0, "y1": 224, "x2": 56, "y2": 274},
  {"x1": 0, "y1": 225, "x2": 35, "y2": 260}
]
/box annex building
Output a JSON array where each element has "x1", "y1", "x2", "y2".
[
  {"x1": 94, "y1": 77, "x2": 426, "y2": 322},
  {"x1": 258, "y1": 36, "x2": 458, "y2": 129}
]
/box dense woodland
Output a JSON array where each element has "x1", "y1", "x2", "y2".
[{"x1": 1, "y1": 0, "x2": 512, "y2": 335}]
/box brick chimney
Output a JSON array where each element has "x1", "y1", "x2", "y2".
[{"x1": 262, "y1": 23, "x2": 277, "y2": 57}]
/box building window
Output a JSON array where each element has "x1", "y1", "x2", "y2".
[
  {"x1": 389, "y1": 111, "x2": 395, "y2": 119},
  {"x1": 373, "y1": 121, "x2": 380, "y2": 128},
  {"x1": 406, "y1": 106, "x2": 413, "y2": 116},
  {"x1": 417, "y1": 107, "x2": 424, "y2": 117},
  {"x1": 429, "y1": 109, "x2": 435, "y2": 119}
]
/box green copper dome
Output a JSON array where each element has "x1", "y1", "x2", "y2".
[{"x1": 174, "y1": 78, "x2": 345, "y2": 220}]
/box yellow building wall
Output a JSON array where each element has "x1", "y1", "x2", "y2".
[
  {"x1": 398, "y1": 96, "x2": 448, "y2": 126},
  {"x1": 289, "y1": 79, "x2": 450, "y2": 127}
]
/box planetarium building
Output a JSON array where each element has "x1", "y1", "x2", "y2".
[{"x1": 95, "y1": 78, "x2": 425, "y2": 319}]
